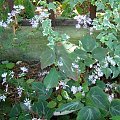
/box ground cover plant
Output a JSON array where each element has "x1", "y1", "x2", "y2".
[{"x1": 0, "y1": 0, "x2": 120, "y2": 120}]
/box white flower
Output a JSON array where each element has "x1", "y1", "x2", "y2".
[
  {"x1": 1, "y1": 72, "x2": 7, "y2": 78},
  {"x1": 106, "y1": 56, "x2": 116, "y2": 66},
  {"x1": 105, "y1": 87, "x2": 109, "y2": 92},
  {"x1": 82, "y1": 91, "x2": 85, "y2": 96},
  {"x1": 0, "y1": 94, "x2": 6, "y2": 102},
  {"x1": 108, "y1": 94, "x2": 114, "y2": 102},
  {"x1": 91, "y1": 79, "x2": 96, "y2": 84},
  {"x1": 17, "y1": 86, "x2": 24, "y2": 97},
  {"x1": 76, "y1": 24, "x2": 81, "y2": 29},
  {"x1": 9, "y1": 71, "x2": 14, "y2": 78},
  {"x1": 16, "y1": 61, "x2": 22, "y2": 65},
  {"x1": 97, "y1": 70, "x2": 103, "y2": 77},
  {"x1": 20, "y1": 66, "x2": 28, "y2": 73},
  {"x1": 106, "y1": 83, "x2": 113, "y2": 89},
  {"x1": 72, "y1": 63, "x2": 79, "y2": 69},
  {"x1": 77, "y1": 86, "x2": 83, "y2": 92},
  {"x1": 89, "y1": 64, "x2": 93, "y2": 68},
  {"x1": 5, "y1": 84, "x2": 8, "y2": 92},
  {"x1": 59, "y1": 81, "x2": 69, "y2": 89},
  {"x1": 2, "y1": 78, "x2": 6, "y2": 85},
  {"x1": 74, "y1": 15, "x2": 92, "y2": 29},
  {"x1": 24, "y1": 98, "x2": 31, "y2": 110},
  {"x1": 71, "y1": 86, "x2": 78, "y2": 94}
]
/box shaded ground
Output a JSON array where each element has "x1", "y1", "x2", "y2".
[{"x1": 0, "y1": 26, "x2": 89, "y2": 61}]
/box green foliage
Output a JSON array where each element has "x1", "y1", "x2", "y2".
[
  {"x1": 86, "y1": 86, "x2": 110, "y2": 111},
  {"x1": 77, "y1": 106, "x2": 101, "y2": 120},
  {"x1": 44, "y1": 68, "x2": 59, "y2": 89},
  {"x1": 80, "y1": 35, "x2": 96, "y2": 52},
  {"x1": 110, "y1": 99, "x2": 120, "y2": 116},
  {"x1": 23, "y1": 0, "x2": 34, "y2": 18},
  {"x1": 55, "y1": 101, "x2": 84, "y2": 115},
  {"x1": 0, "y1": 0, "x2": 120, "y2": 119}
]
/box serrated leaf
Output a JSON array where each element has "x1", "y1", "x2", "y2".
[
  {"x1": 54, "y1": 101, "x2": 84, "y2": 115},
  {"x1": 87, "y1": 86, "x2": 110, "y2": 111},
  {"x1": 44, "y1": 68, "x2": 59, "y2": 89},
  {"x1": 40, "y1": 48, "x2": 55, "y2": 69},
  {"x1": 110, "y1": 99, "x2": 120, "y2": 116},
  {"x1": 81, "y1": 35, "x2": 96, "y2": 52},
  {"x1": 77, "y1": 106, "x2": 101, "y2": 120}
]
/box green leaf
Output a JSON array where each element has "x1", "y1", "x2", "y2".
[
  {"x1": 74, "y1": 48, "x2": 87, "y2": 59},
  {"x1": 47, "y1": 101, "x2": 57, "y2": 108},
  {"x1": 48, "y1": 3, "x2": 56, "y2": 11},
  {"x1": 81, "y1": 35, "x2": 96, "y2": 52},
  {"x1": 111, "y1": 66, "x2": 120, "y2": 79},
  {"x1": 61, "y1": 90, "x2": 71, "y2": 100},
  {"x1": 26, "y1": 79, "x2": 34, "y2": 84},
  {"x1": 115, "y1": 45, "x2": 120, "y2": 56},
  {"x1": 57, "y1": 95, "x2": 62, "y2": 101},
  {"x1": 110, "y1": 99, "x2": 120, "y2": 116},
  {"x1": 84, "y1": 57, "x2": 95, "y2": 67},
  {"x1": 92, "y1": 47, "x2": 107, "y2": 61},
  {"x1": 56, "y1": 44, "x2": 78, "y2": 80},
  {"x1": 82, "y1": 82, "x2": 89, "y2": 92},
  {"x1": 44, "y1": 68, "x2": 59, "y2": 89},
  {"x1": 77, "y1": 106, "x2": 101, "y2": 120},
  {"x1": 6, "y1": 63, "x2": 15, "y2": 69},
  {"x1": 96, "y1": 80, "x2": 106, "y2": 90},
  {"x1": 86, "y1": 86, "x2": 110, "y2": 111},
  {"x1": 54, "y1": 101, "x2": 84, "y2": 115},
  {"x1": 9, "y1": 104, "x2": 22, "y2": 118},
  {"x1": 40, "y1": 48, "x2": 55, "y2": 69},
  {"x1": 111, "y1": 116, "x2": 120, "y2": 120},
  {"x1": 32, "y1": 100, "x2": 54, "y2": 119},
  {"x1": 32, "y1": 82, "x2": 52, "y2": 100},
  {"x1": 102, "y1": 68, "x2": 112, "y2": 79}
]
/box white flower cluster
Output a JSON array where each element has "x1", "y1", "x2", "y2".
[
  {"x1": 0, "y1": 5, "x2": 24, "y2": 28},
  {"x1": 71, "y1": 86, "x2": 85, "y2": 96},
  {"x1": 89, "y1": 63, "x2": 103, "y2": 84},
  {"x1": 20, "y1": 66, "x2": 28, "y2": 73},
  {"x1": 108, "y1": 93, "x2": 114, "y2": 102},
  {"x1": 23, "y1": 98, "x2": 31, "y2": 110},
  {"x1": 0, "y1": 94, "x2": 6, "y2": 102},
  {"x1": 38, "y1": 70, "x2": 49, "y2": 77},
  {"x1": 18, "y1": 66, "x2": 28, "y2": 77},
  {"x1": 30, "y1": 11, "x2": 49, "y2": 28},
  {"x1": 103, "y1": 56, "x2": 116, "y2": 67},
  {"x1": 1, "y1": 72, "x2": 7, "y2": 85},
  {"x1": 74, "y1": 15, "x2": 92, "y2": 29},
  {"x1": 17, "y1": 86, "x2": 24, "y2": 97},
  {"x1": 56, "y1": 81, "x2": 69, "y2": 90}
]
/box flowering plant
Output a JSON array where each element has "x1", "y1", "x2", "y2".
[{"x1": 0, "y1": 0, "x2": 120, "y2": 120}]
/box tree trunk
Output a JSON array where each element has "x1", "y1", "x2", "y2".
[{"x1": 90, "y1": 4, "x2": 96, "y2": 20}]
